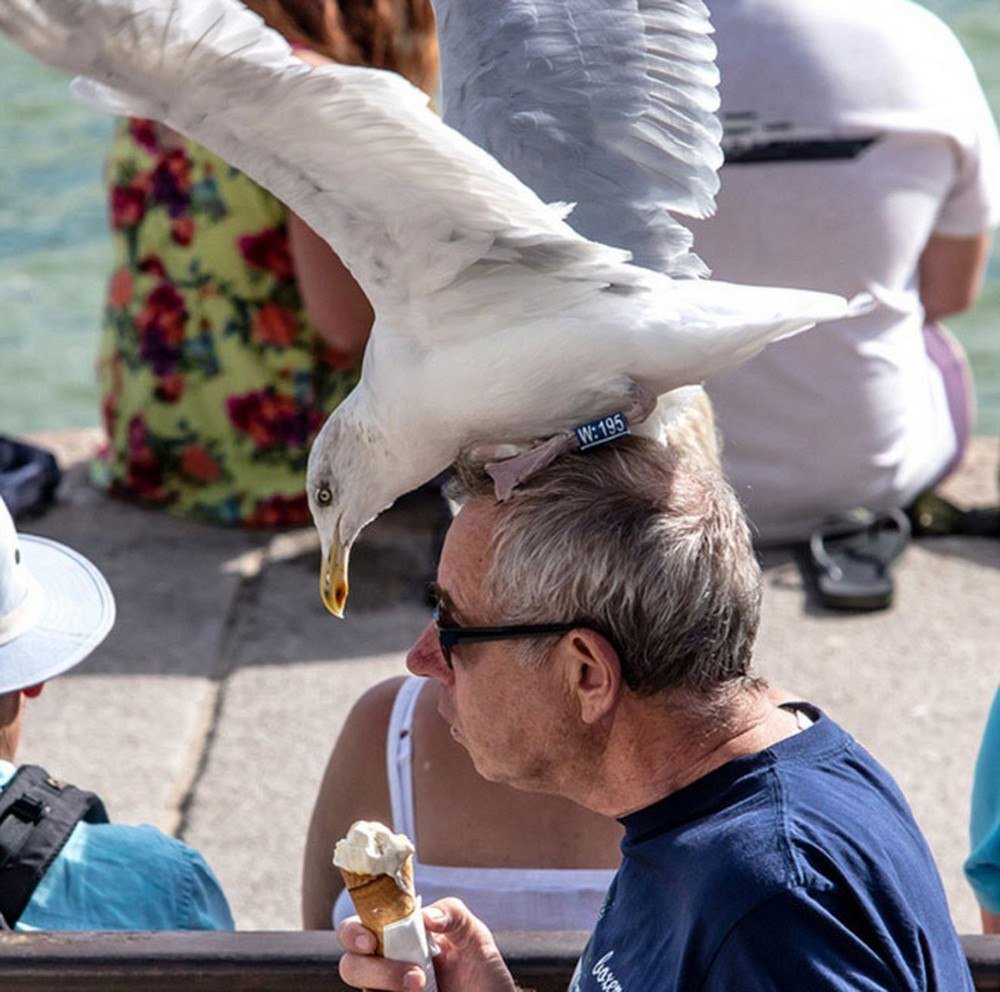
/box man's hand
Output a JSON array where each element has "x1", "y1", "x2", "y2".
[{"x1": 337, "y1": 898, "x2": 519, "y2": 992}]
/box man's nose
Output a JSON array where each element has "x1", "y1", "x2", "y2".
[{"x1": 406, "y1": 622, "x2": 451, "y2": 681}]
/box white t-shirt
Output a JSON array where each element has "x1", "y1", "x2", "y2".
[{"x1": 687, "y1": 0, "x2": 1000, "y2": 543}]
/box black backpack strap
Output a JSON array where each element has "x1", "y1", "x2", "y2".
[{"x1": 0, "y1": 765, "x2": 108, "y2": 927}]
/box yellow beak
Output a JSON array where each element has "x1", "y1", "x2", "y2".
[{"x1": 321, "y1": 544, "x2": 349, "y2": 618}]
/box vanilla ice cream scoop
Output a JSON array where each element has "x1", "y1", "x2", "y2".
[{"x1": 334, "y1": 820, "x2": 415, "y2": 890}]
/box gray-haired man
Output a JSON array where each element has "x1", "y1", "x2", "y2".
[{"x1": 338, "y1": 437, "x2": 971, "y2": 992}]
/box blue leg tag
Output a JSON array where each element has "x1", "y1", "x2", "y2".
[{"x1": 573, "y1": 412, "x2": 630, "y2": 451}]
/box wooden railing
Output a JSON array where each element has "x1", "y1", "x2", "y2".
[{"x1": 0, "y1": 931, "x2": 996, "y2": 991}]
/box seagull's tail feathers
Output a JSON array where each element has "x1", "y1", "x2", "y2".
[{"x1": 644, "y1": 282, "x2": 874, "y2": 389}]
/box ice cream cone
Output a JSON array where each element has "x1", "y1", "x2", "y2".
[{"x1": 340, "y1": 855, "x2": 417, "y2": 954}]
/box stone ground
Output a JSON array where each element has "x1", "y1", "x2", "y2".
[{"x1": 15, "y1": 430, "x2": 1000, "y2": 933}]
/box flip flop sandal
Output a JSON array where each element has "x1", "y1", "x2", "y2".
[{"x1": 805, "y1": 508, "x2": 911, "y2": 612}]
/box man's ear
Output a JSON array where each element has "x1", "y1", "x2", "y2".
[
  {"x1": 561, "y1": 629, "x2": 622, "y2": 725},
  {"x1": 22, "y1": 683, "x2": 45, "y2": 700}
]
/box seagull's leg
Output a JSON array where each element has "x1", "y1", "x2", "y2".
[
  {"x1": 485, "y1": 385, "x2": 660, "y2": 501},
  {"x1": 623, "y1": 383, "x2": 658, "y2": 426},
  {"x1": 486, "y1": 433, "x2": 577, "y2": 501}
]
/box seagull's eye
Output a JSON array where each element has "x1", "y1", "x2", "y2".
[{"x1": 315, "y1": 485, "x2": 333, "y2": 507}]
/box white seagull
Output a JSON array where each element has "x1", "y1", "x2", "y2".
[{"x1": 0, "y1": 0, "x2": 868, "y2": 616}]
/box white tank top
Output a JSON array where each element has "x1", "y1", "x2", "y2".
[{"x1": 333, "y1": 676, "x2": 616, "y2": 931}]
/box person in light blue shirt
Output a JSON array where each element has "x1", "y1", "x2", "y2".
[
  {"x1": 0, "y1": 761, "x2": 232, "y2": 931},
  {"x1": 967, "y1": 687, "x2": 1000, "y2": 934},
  {"x1": 0, "y1": 495, "x2": 233, "y2": 931}
]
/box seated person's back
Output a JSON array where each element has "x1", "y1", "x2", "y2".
[
  {"x1": 1, "y1": 761, "x2": 233, "y2": 931},
  {"x1": 303, "y1": 675, "x2": 621, "y2": 931},
  {"x1": 687, "y1": 0, "x2": 999, "y2": 541}
]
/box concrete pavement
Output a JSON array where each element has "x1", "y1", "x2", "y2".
[{"x1": 15, "y1": 430, "x2": 1000, "y2": 932}]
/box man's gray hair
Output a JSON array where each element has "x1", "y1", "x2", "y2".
[{"x1": 449, "y1": 437, "x2": 762, "y2": 699}]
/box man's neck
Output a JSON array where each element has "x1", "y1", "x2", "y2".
[{"x1": 575, "y1": 690, "x2": 804, "y2": 819}]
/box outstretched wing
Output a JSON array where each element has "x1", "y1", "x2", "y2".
[
  {"x1": 0, "y1": 0, "x2": 639, "y2": 336},
  {"x1": 436, "y1": 0, "x2": 722, "y2": 277}
]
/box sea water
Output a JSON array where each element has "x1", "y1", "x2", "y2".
[{"x1": 0, "y1": 0, "x2": 998, "y2": 434}]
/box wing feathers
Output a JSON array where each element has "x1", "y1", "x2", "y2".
[
  {"x1": 2, "y1": 0, "x2": 638, "y2": 326},
  {"x1": 436, "y1": 0, "x2": 722, "y2": 276}
]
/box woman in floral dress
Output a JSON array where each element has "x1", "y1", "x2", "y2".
[{"x1": 95, "y1": 0, "x2": 437, "y2": 527}]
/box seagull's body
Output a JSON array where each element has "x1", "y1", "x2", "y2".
[
  {"x1": 363, "y1": 269, "x2": 841, "y2": 456},
  {"x1": 0, "y1": 0, "x2": 869, "y2": 614}
]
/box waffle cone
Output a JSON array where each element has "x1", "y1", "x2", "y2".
[{"x1": 340, "y1": 856, "x2": 417, "y2": 955}]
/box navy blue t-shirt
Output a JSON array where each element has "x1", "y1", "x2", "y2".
[{"x1": 570, "y1": 707, "x2": 972, "y2": 991}]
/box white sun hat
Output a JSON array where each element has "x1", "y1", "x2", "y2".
[{"x1": 0, "y1": 496, "x2": 115, "y2": 694}]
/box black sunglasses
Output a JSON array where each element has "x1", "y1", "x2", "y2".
[{"x1": 432, "y1": 602, "x2": 582, "y2": 669}]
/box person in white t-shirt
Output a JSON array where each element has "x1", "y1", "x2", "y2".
[{"x1": 686, "y1": 0, "x2": 999, "y2": 545}]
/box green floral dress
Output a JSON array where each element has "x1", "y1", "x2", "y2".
[{"x1": 96, "y1": 118, "x2": 361, "y2": 527}]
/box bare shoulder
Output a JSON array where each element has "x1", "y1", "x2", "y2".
[
  {"x1": 321, "y1": 676, "x2": 409, "y2": 792},
  {"x1": 338, "y1": 676, "x2": 408, "y2": 754},
  {"x1": 357, "y1": 675, "x2": 409, "y2": 714}
]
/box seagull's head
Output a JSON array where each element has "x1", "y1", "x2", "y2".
[{"x1": 306, "y1": 407, "x2": 397, "y2": 618}]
